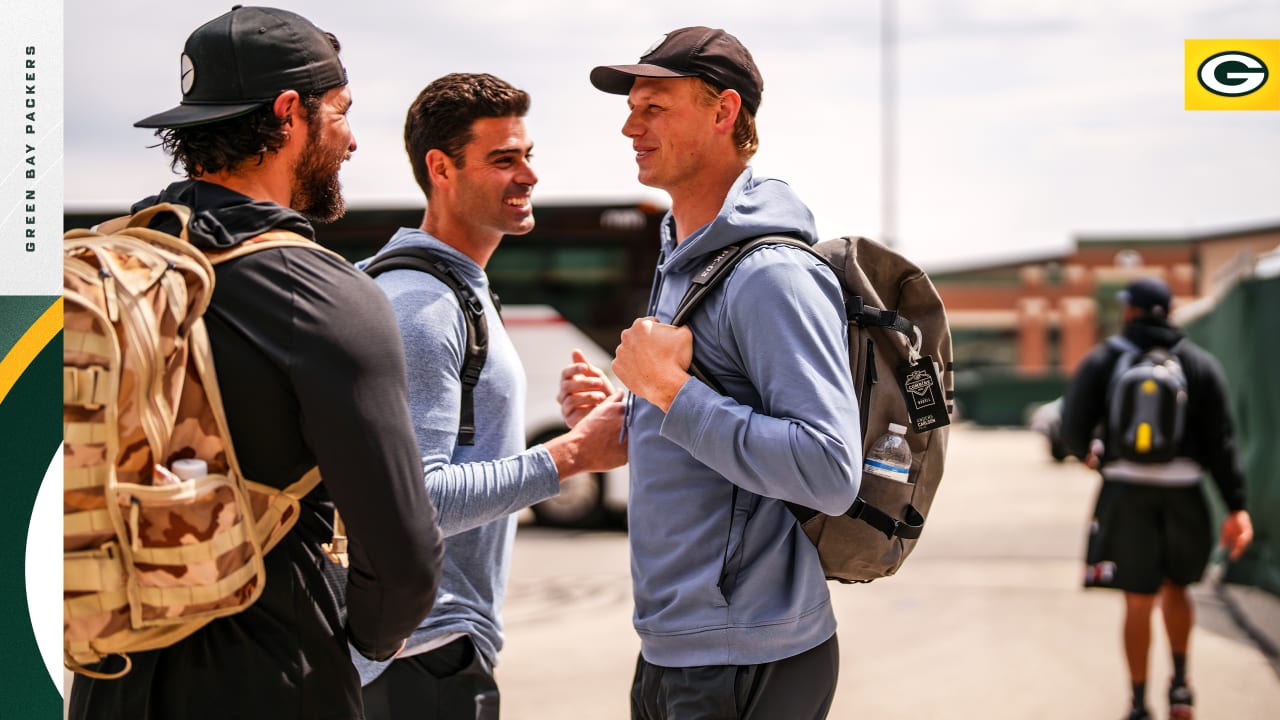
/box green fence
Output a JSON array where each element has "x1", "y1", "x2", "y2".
[
  {"x1": 952, "y1": 368, "x2": 1067, "y2": 427},
  {"x1": 1183, "y1": 275, "x2": 1280, "y2": 595}
]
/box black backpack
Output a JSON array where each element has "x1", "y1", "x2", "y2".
[
  {"x1": 363, "y1": 247, "x2": 501, "y2": 446},
  {"x1": 1105, "y1": 336, "x2": 1188, "y2": 463},
  {"x1": 673, "y1": 235, "x2": 954, "y2": 583}
]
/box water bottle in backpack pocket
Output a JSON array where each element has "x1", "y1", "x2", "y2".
[
  {"x1": 863, "y1": 423, "x2": 913, "y2": 483},
  {"x1": 1105, "y1": 336, "x2": 1187, "y2": 463}
]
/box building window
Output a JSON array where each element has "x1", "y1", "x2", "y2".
[{"x1": 1114, "y1": 249, "x2": 1143, "y2": 268}]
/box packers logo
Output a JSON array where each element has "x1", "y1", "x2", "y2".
[
  {"x1": 1185, "y1": 40, "x2": 1280, "y2": 110},
  {"x1": 1199, "y1": 51, "x2": 1268, "y2": 96}
]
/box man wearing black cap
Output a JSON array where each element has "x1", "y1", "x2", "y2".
[
  {"x1": 562, "y1": 27, "x2": 860, "y2": 719},
  {"x1": 68, "y1": 7, "x2": 444, "y2": 719},
  {"x1": 1061, "y1": 276, "x2": 1252, "y2": 720}
]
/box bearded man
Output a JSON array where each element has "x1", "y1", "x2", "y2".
[{"x1": 67, "y1": 7, "x2": 444, "y2": 719}]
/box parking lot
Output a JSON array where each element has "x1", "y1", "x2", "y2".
[
  {"x1": 62, "y1": 425, "x2": 1279, "y2": 718},
  {"x1": 497, "y1": 425, "x2": 1280, "y2": 719}
]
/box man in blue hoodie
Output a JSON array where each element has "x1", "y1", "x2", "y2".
[
  {"x1": 355, "y1": 73, "x2": 627, "y2": 720},
  {"x1": 563, "y1": 26, "x2": 862, "y2": 719}
]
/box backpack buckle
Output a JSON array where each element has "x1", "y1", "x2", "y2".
[
  {"x1": 461, "y1": 364, "x2": 483, "y2": 386},
  {"x1": 845, "y1": 498, "x2": 901, "y2": 540},
  {"x1": 883, "y1": 516, "x2": 902, "y2": 541}
]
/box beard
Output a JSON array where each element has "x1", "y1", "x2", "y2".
[{"x1": 292, "y1": 131, "x2": 348, "y2": 223}]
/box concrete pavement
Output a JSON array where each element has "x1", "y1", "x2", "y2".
[
  {"x1": 498, "y1": 425, "x2": 1280, "y2": 719},
  {"x1": 60, "y1": 425, "x2": 1279, "y2": 718}
]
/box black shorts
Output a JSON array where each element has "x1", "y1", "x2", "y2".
[{"x1": 1083, "y1": 481, "x2": 1212, "y2": 594}]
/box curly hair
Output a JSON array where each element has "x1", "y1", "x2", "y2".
[
  {"x1": 154, "y1": 32, "x2": 341, "y2": 177},
  {"x1": 404, "y1": 73, "x2": 531, "y2": 199}
]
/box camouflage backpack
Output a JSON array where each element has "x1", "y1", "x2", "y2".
[
  {"x1": 63, "y1": 203, "x2": 345, "y2": 678},
  {"x1": 674, "y1": 235, "x2": 954, "y2": 583}
]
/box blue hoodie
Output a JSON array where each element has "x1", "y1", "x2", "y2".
[{"x1": 628, "y1": 168, "x2": 861, "y2": 667}]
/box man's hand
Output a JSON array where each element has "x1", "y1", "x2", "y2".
[
  {"x1": 546, "y1": 390, "x2": 628, "y2": 478},
  {"x1": 1220, "y1": 509, "x2": 1254, "y2": 561},
  {"x1": 612, "y1": 317, "x2": 693, "y2": 413},
  {"x1": 557, "y1": 349, "x2": 617, "y2": 428}
]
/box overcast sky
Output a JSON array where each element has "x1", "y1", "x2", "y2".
[{"x1": 64, "y1": 0, "x2": 1280, "y2": 270}]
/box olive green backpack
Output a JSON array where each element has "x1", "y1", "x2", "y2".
[{"x1": 674, "y1": 235, "x2": 954, "y2": 583}]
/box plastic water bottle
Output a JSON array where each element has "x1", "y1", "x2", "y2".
[
  {"x1": 170, "y1": 458, "x2": 208, "y2": 481},
  {"x1": 863, "y1": 423, "x2": 912, "y2": 483}
]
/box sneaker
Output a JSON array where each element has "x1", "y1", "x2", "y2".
[{"x1": 1168, "y1": 684, "x2": 1194, "y2": 719}]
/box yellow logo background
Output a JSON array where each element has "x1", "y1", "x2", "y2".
[{"x1": 1185, "y1": 39, "x2": 1280, "y2": 110}]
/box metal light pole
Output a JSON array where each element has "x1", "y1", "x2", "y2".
[{"x1": 881, "y1": 0, "x2": 898, "y2": 249}]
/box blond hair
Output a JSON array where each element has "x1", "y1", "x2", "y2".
[{"x1": 696, "y1": 79, "x2": 759, "y2": 160}]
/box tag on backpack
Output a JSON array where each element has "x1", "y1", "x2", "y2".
[{"x1": 895, "y1": 355, "x2": 950, "y2": 432}]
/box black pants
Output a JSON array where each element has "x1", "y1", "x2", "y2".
[
  {"x1": 362, "y1": 636, "x2": 499, "y2": 720},
  {"x1": 631, "y1": 633, "x2": 840, "y2": 720}
]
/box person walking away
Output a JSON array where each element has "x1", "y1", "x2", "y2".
[{"x1": 1061, "y1": 276, "x2": 1252, "y2": 720}]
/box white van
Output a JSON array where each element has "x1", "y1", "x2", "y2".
[{"x1": 505, "y1": 305, "x2": 628, "y2": 527}]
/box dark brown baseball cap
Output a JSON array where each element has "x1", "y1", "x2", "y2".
[
  {"x1": 590, "y1": 26, "x2": 763, "y2": 115},
  {"x1": 135, "y1": 5, "x2": 348, "y2": 129}
]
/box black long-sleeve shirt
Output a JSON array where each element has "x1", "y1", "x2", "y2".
[
  {"x1": 70, "y1": 181, "x2": 444, "y2": 720},
  {"x1": 1060, "y1": 318, "x2": 1247, "y2": 512}
]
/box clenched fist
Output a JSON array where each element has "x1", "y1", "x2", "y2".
[{"x1": 612, "y1": 317, "x2": 693, "y2": 413}]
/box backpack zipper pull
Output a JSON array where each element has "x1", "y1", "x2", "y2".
[{"x1": 100, "y1": 268, "x2": 120, "y2": 322}]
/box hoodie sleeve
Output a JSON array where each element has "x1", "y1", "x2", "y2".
[
  {"x1": 1184, "y1": 345, "x2": 1248, "y2": 511},
  {"x1": 1060, "y1": 344, "x2": 1114, "y2": 460},
  {"x1": 659, "y1": 246, "x2": 860, "y2": 515},
  {"x1": 377, "y1": 269, "x2": 561, "y2": 536}
]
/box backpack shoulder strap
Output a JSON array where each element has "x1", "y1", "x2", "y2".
[
  {"x1": 205, "y1": 230, "x2": 347, "y2": 265},
  {"x1": 672, "y1": 235, "x2": 816, "y2": 326},
  {"x1": 670, "y1": 236, "x2": 814, "y2": 393},
  {"x1": 96, "y1": 202, "x2": 195, "y2": 237},
  {"x1": 363, "y1": 247, "x2": 495, "y2": 446},
  {"x1": 1105, "y1": 335, "x2": 1141, "y2": 371},
  {"x1": 99, "y1": 204, "x2": 345, "y2": 265},
  {"x1": 1104, "y1": 334, "x2": 1143, "y2": 405},
  {"x1": 1105, "y1": 334, "x2": 1140, "y2": 355}
]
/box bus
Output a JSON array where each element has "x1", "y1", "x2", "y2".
[{"x1": 65, "y1": 201, "x2": 667, "y2": 527}]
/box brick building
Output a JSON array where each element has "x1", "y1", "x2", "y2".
[{"x1": 932, "y1": 220, "x2": 1280, "y2": 379}]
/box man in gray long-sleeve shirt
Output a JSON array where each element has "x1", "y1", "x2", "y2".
[{"x1": 354, "y1": 73, "x2": 627, "y2": 720}]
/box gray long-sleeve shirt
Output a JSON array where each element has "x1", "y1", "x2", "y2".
[{"x1": 353, "y1": 229, "x2": 561, "y2": 684}]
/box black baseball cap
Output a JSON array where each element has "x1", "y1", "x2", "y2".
[
  {"x1": 590, "y1": 26, "x2": 763, "y2": 115},
  {"x1": 1118, "y1": 277, "x2": 1173, "y2": 317},
  {"x1": 135, "y1": 6, "x2": 348, "y2": 129}
]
